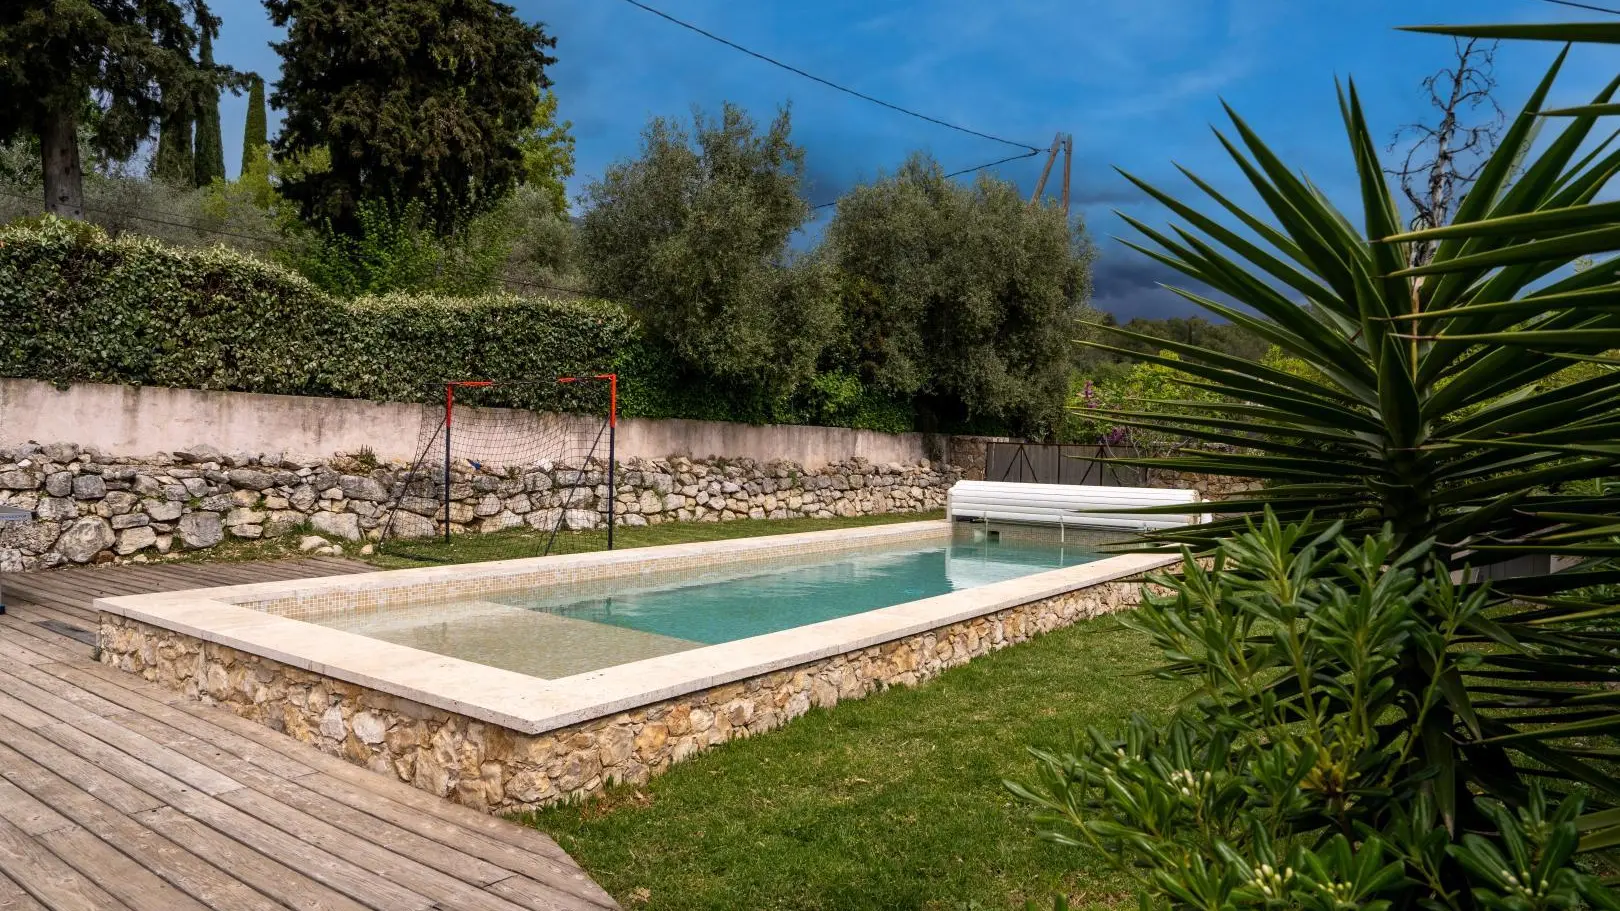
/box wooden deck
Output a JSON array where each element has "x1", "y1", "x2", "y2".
[{"x1": 0, "y1": 559, "x2": 620, "y2": 911}]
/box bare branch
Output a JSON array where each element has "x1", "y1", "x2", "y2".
[{"x1": 1383, "y1": 36, "x2": 1504, "y2": 266}]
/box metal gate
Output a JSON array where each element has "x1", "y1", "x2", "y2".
[{"x1": 984, "y1": 443, "x2": 1146, "y2": 486}]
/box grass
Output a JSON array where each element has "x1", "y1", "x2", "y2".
[
  {"x1": 111, "y1": 510, "x2": 944, "y2": 569},
  {"x1": 368, "y1": 510, "x2": 945, "y2": 568},
  {"x1": 519, "y1": 614, "x2": 1175, "y2": 911}
]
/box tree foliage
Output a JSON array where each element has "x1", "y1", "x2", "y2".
[
  {"x1": 191, "y1": 25, "x2": 225, "y2": 187},
  {"x1": 265, "y1": 0, "x2": 556, "y2": 234},
  {"x1": 824, "y1": 154, "x2": 1091, "y2": 436},
  {"x1": 0, "y1": 0, "x2": 227, "y2": 216},
  {"x1": 580, "y1": 102, "x2": 836, "y2": 392},
  {"x1": 241, "y1": 74, "x2": 268, "y2": 180},
  {"x1": 150, "y1": 100, "x2": 194, "y2": 187},
  {"x1": 518, "y1": 90, "x2": 575, "y2": 216}
]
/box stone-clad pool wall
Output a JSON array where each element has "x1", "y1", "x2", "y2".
[{"x1": 98, "y1": 557, "x2": 1168, "y2": 814}]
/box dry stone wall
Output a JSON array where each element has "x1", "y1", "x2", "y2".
[
  {"x1": 99, "y1": 573, "x2": 1152, "y2": 814},
  {"x1": 0, "y1": 440, "x2": 959, "y2": 571}
]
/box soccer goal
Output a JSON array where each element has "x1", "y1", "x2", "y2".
[{"x1": 376, "y1": 375, "x2": 618, "y2": 562}]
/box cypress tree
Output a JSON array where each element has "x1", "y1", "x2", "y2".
[
  {"x1": 192, "y1": 28, "x2": 226, "y2": 186},
  {"x1": 151, "y1": 104, "x2": 194, "y2": 187},
  {"x1": 0, "y1": 0, "x2": 222, "y2": 217},
  {"x1": 241, "y1": 75, "x2": 268, "y2": 176}
]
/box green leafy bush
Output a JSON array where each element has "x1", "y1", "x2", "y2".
[
  {"x1": 0, "y1": 216, "x2": 923, "y2": 431},
  {"x1": 1012, "y1": 515, "x2": 1620, "y2": 910}
]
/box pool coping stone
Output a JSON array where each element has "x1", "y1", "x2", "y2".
[{"x1": 96, "y1": 520, "x2": 1179, "y2": 735}]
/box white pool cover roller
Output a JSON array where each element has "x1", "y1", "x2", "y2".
[{"x1": 946, "y1": 480, "x2": 1205, "y2": 532}]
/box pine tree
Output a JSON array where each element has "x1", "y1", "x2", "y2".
[
  {"x1": 241, "y1": 75, "x2": 268, "y2": 176},
  {"x1": 192, "y1": 26, "x2": 226, "y2": 186},
  {"x1": 267, "y1": 0, "x2": 556, "y2": 233}
]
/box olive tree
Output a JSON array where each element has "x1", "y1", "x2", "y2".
[
  {"x1": 824, "y1": 154, "x2": 1092, "y2": 437},
  {"x1": 581, "y1": 103, "x2": 837, "y2": 392}
]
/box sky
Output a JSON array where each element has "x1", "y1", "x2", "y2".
[{"x1": 208, "y1": 0, "x2": 1618, "y2": 320}]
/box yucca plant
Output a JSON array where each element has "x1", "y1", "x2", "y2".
[{"x1": 1034, "y1": 18, "x2": 1620, "y2": 903}]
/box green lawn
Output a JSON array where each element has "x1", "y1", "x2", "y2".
[
  {"x1": 368, "y1": 510, "x2": 946, "y2": 568},
  {"x1": 520, "y1": 614, "x2": 1174, "y2": 911}
]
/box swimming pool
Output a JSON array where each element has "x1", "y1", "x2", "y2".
[
  {"x1": 98, "y1": 519, "x2": 1178, "y2": 813},
  {"x1": 316, "y1": 534, "x2": 1103, "y2": 678}
]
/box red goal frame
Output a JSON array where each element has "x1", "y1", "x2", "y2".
[{"x1": 438, "y1": 374, "x2": 618, "y2": 549}]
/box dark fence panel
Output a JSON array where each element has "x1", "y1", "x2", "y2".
[{"x1": 984, "y1": 443, "x2": 1148, "y2": 486}]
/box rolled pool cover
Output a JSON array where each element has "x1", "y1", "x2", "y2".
[{"x1": 945, "y1": 480, "x2": 1206, "y2": 532}]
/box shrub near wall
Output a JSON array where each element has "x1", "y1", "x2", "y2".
[
  {"x1": 0, "y1": 218, "x2": 935, "y2": 429},
  {"x1": 0, "y1": 218, "x2": 640, "y2": 415}
]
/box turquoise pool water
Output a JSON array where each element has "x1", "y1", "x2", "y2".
[
  {"x1": 503, "y1": 535, "x2": 1100, "y2": 644},
  {"x1": 319, "y1": 534, "x2": 1101, "y2": 678}
]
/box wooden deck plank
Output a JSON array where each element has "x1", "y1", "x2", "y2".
[
  {"x1": 0, "y1": 816, "x2": 129, "y2": 911},
  {"x1": 0, "y1": 741, "x2": 286, "y2": 911},
  {"x1": 68, "y1": 669, "x2": 612, "y2": 905},
  {"x1": 50, "y1": 667, "x2": 317, "y2": 781},
  {"x1": 108, "y1": 718, "x2": 511, "y2": 887},
  {"x1": 0, "y1": 559, "x2": 616, "y2": 911},
  {"x1": 34, "y1": 826, "x2": 212, "y2": 911},
  {"x1": 0, "y1": 719, "x2": 164, "y2": 816},
  {"x1": 0, "y1": 671, "x2": 253, "y2": 797},
  {"x1": 0, "y1": 872, "x2": 49, "y2": 911},
  {"x1": 0, "y1": 612, "x2": 92, "y2": 663},
  {"x1": 5, "y1": 668, "x2": 525, "y2": 911},
  {"x1": 54, "y1": 662, "x2": 616, "y2": 908},
  {"x1": 64, "y1": 657, "x2": 588, "y2": 869},
  {"x1": 131, "y1": 808, "x2": 374, "y2": 911},
  {"x1": 0, "y1": 782, "x2": 71, "y2": 839},
  {"x1": 9, "y1": 713, "x2": 438, "y2": 911}
]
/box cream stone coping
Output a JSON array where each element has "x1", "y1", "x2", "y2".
[{"x1": 96, "y1": 521, "x2": 1179, "y2": 735}]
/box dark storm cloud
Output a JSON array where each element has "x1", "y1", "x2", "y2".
[{"x1": 1088, "y1": 247, "x2": 1223, "y2": 320}]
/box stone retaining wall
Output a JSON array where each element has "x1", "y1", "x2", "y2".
[
  {"x1": 98, "y1": 573, "x2": 1152, "y2": 814},
  {"x1": 0, "y1": 441, "x2": 958, "y2": 570},
  {"x1": 1145, "y1": 469, "x2": 1260, "y2": 501}
]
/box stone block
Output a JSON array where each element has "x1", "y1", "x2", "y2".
[
  {"x1": 57, "y1": 517, "x2": 114, "y2": 563},
  {"x1": 115, "y1": 526, "x2": 158, "y2": 555},
  {"x1": 34, "y1": 496, "x2": 79, "y2": 521},
  {"x1": 177, "y1": 512, "x2": 224, "y2": 549},
  {"x1": 226, "y1": 469, "x2": 275, "y2": 491},
  {"x1": 310, "y1": 511, "x2": 361, "y2": 541},
  {"x1": 339, "y1": 475, "x2": 390, "y2": 502},
  {"x1": 143, "y1": 499, "x2": 183, "y2": 521}
]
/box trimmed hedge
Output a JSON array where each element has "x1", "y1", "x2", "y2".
[
  {"x1": 0, "y1": 218, "x2": 633, "y2": 415},
  {"x1": 0, "y1": 217, "x2": 918, "y2": 430}
]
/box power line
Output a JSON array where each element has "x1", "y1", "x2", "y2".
[
  {"x1": 615, "y1": 0, "x2": 1041, "y2": 154},
  {"x1": 809, "y1": 149, "x2": 1042, "y2": 210},
  {"x1": 1539, "y1": 0, "x2": 1620, "y2": 13}
]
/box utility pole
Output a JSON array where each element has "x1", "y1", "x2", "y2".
[{"x1": 1029, "y1": 131, "x2": 1075, "y2": 216}]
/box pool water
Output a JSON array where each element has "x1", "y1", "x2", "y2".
[{"x1": 318, "y1": 534, "x2": 1101, "y2": 679}]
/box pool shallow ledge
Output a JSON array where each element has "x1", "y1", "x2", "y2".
[{"x1": 95, "y1": 520, "x2": 1181, "y2": 810}]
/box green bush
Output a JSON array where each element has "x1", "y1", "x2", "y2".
[
  {"x1": 1012, "y1": 515, "x2": 1620, "y2": 911},
  {"x1": 0, "y1": 216, "x2": 924, "y2": 431}
]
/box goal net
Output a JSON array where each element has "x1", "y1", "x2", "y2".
[{"x1": 376, "y1": 376, "x2": 618, "y2": 563}]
